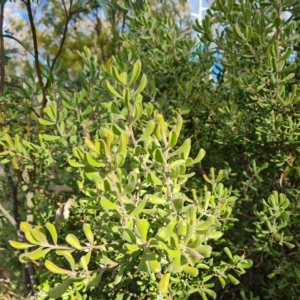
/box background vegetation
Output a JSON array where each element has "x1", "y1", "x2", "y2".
[{"x1": 1, "y1": 0, "x2": 300, "y2": 299}]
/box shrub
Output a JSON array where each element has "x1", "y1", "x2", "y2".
[{"x1": 4, "y1": 54, "x2": 255, "y2": 299}]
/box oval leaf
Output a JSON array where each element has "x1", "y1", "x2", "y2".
[
  {"x1": 48, "y1": 278, "x2": 73, "y2": 299},
  {"x1": 158, "y1": 273, "x2": 170, "y2": 293},
  {"x1": 83, "y1": 223, "x2": 94, "y2": 245},
  {"x1": 46, "y1": 222, "x2": 58, "y2": 245},
  {"x1": 66, "y1": 234, "x2": 82, "y2": 250},
  {"x1": 45, "y1": 260, "x2": 73, "y2": 275},
  {"x1": 9, "y1": 240, "x2": 35, "y2": 249}
]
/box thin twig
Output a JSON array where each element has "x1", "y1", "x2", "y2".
[
  {"x1": 1, "y1": 34, "x2": 35, "y2": 57},
  {"x1": 45, "y1": 0, "x2": 74, "y2": 90},
  {"x1": 24, "y1": 0, "x2": 47, "y2": 118},
  {"x1": 0, "y1": 203, "x2": 17, "y2": 228},
  {"x1": 61, "y1": 0, "x2": 68, "y2": 15},
  {"x1": 0, "y1": 3, "x2": 5, "y2": 96}
]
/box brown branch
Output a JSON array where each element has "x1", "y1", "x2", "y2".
[
  {"x1": 0, "y1": 203, "x2": 17, "y2": 228},
  {"x1": 24, "y1": 0, "x2": 47, "y2": 118},
  {"x1": 2, "y1": 164, "x2": 35, "y2": 294},
  {"x1": 45, "y1": 0, "x2": 74, "y2": 90},
  {"x1": 61, "y1": 0, "x2": 68, "y2": 15},
  {"x1": 0, "y1": 3, "x2": 5, "y2": 97}
]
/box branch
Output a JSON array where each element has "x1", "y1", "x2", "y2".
[
  {"x1": 0, "y1": 203, "x2": 17, "y2": 228},
  {"x1": 0, "y1": 3, "x2": 5, "y2": 97},
  {"x1": 45, "y1": 0, "x2": 74, "y2": 90},
  {"x1": 1, "y1": 34, "x2": 35, "y2": 57},
  {"x1": 24, "y1": 0, "x2": 47, "y2": 118}
]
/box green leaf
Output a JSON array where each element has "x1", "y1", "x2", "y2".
[
  {"x1": 101, "y1": 128, "x2": 114, "y2": 156},
  {"x1": 100, "y1": 198, "x2": 120, "y2": 211},
  {"x1": 137, "y1": 251, "x2": 149, "y2": 272},
  {"x1": 32, "y1": 227, "x2": 48, "y2": 244},
  {"x1": 83, "y1": 224, "x2": 94, "y2": 245},
  {"x1": 281, "y1": 73, "x2": 295, "y2": 82},
  {"x1": 218, "y1": 276, "x2": 226, "y2": 289},
  {"x1": 174, "y1": 115, "x2": 183, "y2": 137},
  {"x1": 169, "y1": 139, "x2": 191, "y2": 159},
  {"x1": 85, "y1": 138, "x2": 98, "y2": 152},
  {"x1": 68, "y1": 159, "x2": 85, "y2": 168},
  {"x1": 132, "y1": 73, "x2": 147, "y2": 96},
  {"x1": 195, "y1": 245, "x2": 212, "y2": 258},
  {"x1": 87, "y1": 272, "x2": 103, "y2": 288},
  {"x1": 9, "y1": 240, "x2": 35, "y2": 249},
  {"x1": 128, "y1": 60, "x2": 142, "y2": 86},
  {"x1": 185, "y1": 247, "x2": 204, "y2": 264},
  {"x1": 182, "y1": 264, "x2": 199, "y2": 277},
  {"x1": 80, "y1": 251, "x2": 91, "y2": 271},
  {"x1": 167, "y1": 256, "x2": 181, "y2": 273},
  {"x1": 123, "y1": 87, "x2": 131, "y2": 108},
  {"x1": 44, "y1": 102, "x2": 57, "y2": 120},
  {"x1": 154, "y1": 148, "x2": 165, "y2": 163},
  {"x1": 48, "y1": 278, "x2": 73, "y2": 299},
  {"x1": 112, "y1": 67, "x2": 127, "y2": 85},
  {"x1": 98, "y1": 139, "x2": 108, "y2": 157},
  {"x1": 62, "y1": 251, "x2": 76, "y2": 272},
  {"x1": 114, "y1": 264, "x2": 127, "y2": 285},
  {"x1": 203, "y1": 288, "x2": 217, "y2": 299},
  {"x1": 62, "y1": 99, "x2": 76, "y2": 110},
  {"x1": 233, "y1": 23, "x2": 245, "y2": 40},
  {"x1": 239, "y1": 259, "x2": 253, "y2": 269},
  {"x1": 279, "y1": 62, "x2": 296, "y2": 74},
  {"x1": 145, "y1": 249, "x2": 161, "y2": 273},
  {"x1": 115, "y1": 153, "x2": 125, "y2": 168},
  {"x1": 132, "y1": 101, "x2": 143, "y2": 121},
  {"x1": 148, "y1": 195, "x2": 166, "y2": 205},
  {"x1": 135, "y1": 219, "x2": 149, "y2": 243},
  {"x1": 104, "y1": 80, "x2": 122, "y2": 98},
  {"x1": 85, "y1": 153, "x2": 105, "y2": 168},
  {"x1": 227, "y1": 274, "x2": 240, "y2": 285},
  {"x1": 206, "y1": 231, "x2": 223, "y2": 240},
  {"x1": 158, "y1": 273, "x2": 170, "y2": 293},
  {"x1": 193, "y1": 148, "x2": 206, "y2": 164},
  {"x1": 73, "y1": 147, "x2": 85, "y2": 161},
  {"x1": 123, "y1": 229, "x2": 137, "y2": 244},
  {"x1": 130, "y1": 197, "x2": 147, "y2": 217},
  {"x1": 224, "y1": 247, "x2": 233, "y2": 260},
  {"x1": 38, "y1": 118, "x2": 56, "y2": 126},
  {"x1": 45, "y1": 260, "x2": 73, "y2": 275},
  {"x1": 168, "y1": 130, "x2": 178, "y2": 148},
  {"x1": 282, "y1": 241, "x2": 295, "y2": 249},
  {"x1": 116, "y1": 132, "x2": 129, "y2": 156},
  {"x1": 146, "y1": 172, "x2": 163, "y2": 185},
  {"x1": 123, "y1": 243, "x2": 140, "y2": 254},
  {"x1": 66, "y1": 234, "x2": 82, "y2": 250},
  {"x1": 84, "y1": 164, "x2": 101, "y2": 180},
  {"x1": 41, "y1": 134, "x2": 61, "y2": 141},
  {"x1": 123, "y1": 172, "x2": 137, "y2": 194},
  {"x1": 20, "y1": 247, "x2": 51, "y2": 262},
  {"x1": 25, "y1": 231, "x2": 41, "y2": 245}
]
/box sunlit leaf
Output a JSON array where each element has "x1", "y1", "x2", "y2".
[
  {"x1": 158, "y1": 273, "x2": 170, "y2": 293},
  {"x1": 45, "y1": 260, "x2": 73, "y2": 275},
  {"x1": 62, "y1": 251, "x2": 76, "y2": 272},
  {"x1": 9, "y1": 240, "x2": 35, "y2": 249},
  {"x1": 66, "y1": 234, "x2": 82, "y2": 250},
  {"x1": 83, "y1": 224, "x2": 94, "y2": 245},
  {"x1": 46, "y1": 223, "x2": 58, "y2": 245},
  {"x1": 135, "y1": 219, "x2": 149, "y2": 243}
]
